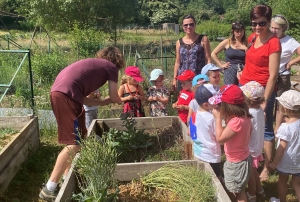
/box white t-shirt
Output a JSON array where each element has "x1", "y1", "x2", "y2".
[
  {"x1": 279, "y1": 35, "x2": 300, "y2": 75},
  {"x1": 192, "y1": 110, "x2": 221, "y2": 163},
  {"x1": 189, "y1": 99, "x2": 199, "y2": 112},
  {"x1": 249, "y1": 108, "x2": 265, "y2": 157},
  {"x1": 276, "y1": 119, "x2": 300, "y2": 174}
]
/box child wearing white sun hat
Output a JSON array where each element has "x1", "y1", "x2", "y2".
[{"x1": 269, "y1": 90, "x2": 300, "y2": 202}]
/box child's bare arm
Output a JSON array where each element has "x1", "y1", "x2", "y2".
[
  {"x1": 212, "y1": 108, "x2": 236, "y2": 144},
  {"x1": 135, "y1": 85, "x2": 145, "y2": 101},
  {"x1": 269, "y1": 139, "x2": 287, "y2": 170},
  {"x1": 172, "y1": 101, "x2": 178, "y2": 108},
  {"x1": 187, "y1": 107, "x2": 193, "y2": 127},
  {"x1": 118, "y1": 85, "x2": 133, "y2": 102},
  {"x1": 157, "y1": 96, "x2": 169, "y2": 105}
]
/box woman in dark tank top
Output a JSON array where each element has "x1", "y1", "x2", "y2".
[
  {"x1": 211, "y1": 21, "x2": 247, "y2": 85},
  {"x1": 173, "y1": 14, "x2": 212, "y2": 91}
]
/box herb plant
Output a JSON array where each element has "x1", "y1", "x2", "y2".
[
  {"x1": 73, "y1": 135, "x2": 119, "y2": 202},
  {"x1": 103, "y1": 114, "x2": 153, "y2": 162}
]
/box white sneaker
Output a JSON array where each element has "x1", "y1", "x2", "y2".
[{"x1": 270, "y1": 197, "x2": 280, "y2": 202}]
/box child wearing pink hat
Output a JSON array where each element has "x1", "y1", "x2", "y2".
[
  {"x1": 118, "y1": 66, "x2": 145, "y2": 117},
  {"x1": 210, "y1": 84, "x2": 252, "y2": 202}
]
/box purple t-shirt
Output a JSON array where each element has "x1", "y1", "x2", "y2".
[{"x1": 51, "y1": 58, "x2": 118, "y2": 104}]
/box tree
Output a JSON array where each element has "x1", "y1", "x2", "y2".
[
  {"x1": 147, "y1": 0, "x2": 180, "y2": 24},
  {"x1": 17, "y1": 0, "x2": 140, "y2": 31}
]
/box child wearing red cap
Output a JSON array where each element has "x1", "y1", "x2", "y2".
[
  {"x1": 172, "y1": 70, "x2": 195, "y2": 124},
  {"x1": 118, "y1": 66, "x2": 145, "y2": 117},
  {"x1": 209, "y1": 84, "x2": 253, "y2": 202}
]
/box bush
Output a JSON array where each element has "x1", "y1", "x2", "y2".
[
  {"x1": 196, "y1": 21, "x2": 231, "y2": 41},
  {"x1": 32, "y1": 51, "x2": 69, "y2": 85},
  {"x1": 69, "y1": 24, "x2": 106, "y2": 58}
]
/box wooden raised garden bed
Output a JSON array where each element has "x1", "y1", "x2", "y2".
[
  {"x1": 0, "y1": 115, "x2": 39, "y2": 193},
  {"x1": 56, "y1": 159, "x2": 231, "y2": 202},
  {"x1": 55, "y1": 116, "x2": 230, "y2": 202},
  {"x1": 88, "y1": 116, "x2": 193, "y2": 161}
]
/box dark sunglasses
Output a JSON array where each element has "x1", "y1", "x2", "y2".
[
  {"x1": 251, "y1": 21, "x2": 267, "y2": 27},
  {"x1": 183, "y1": 23, "x2": 194, "y2": 28}
]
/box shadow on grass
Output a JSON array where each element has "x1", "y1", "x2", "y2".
[{"x1": 0, "y1": 134, "x2": 63, "y2": 202}]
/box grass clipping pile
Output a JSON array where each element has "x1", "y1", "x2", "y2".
[
  {"x1": 74, "y1": 136, "x2": 216, "y2": 202},
  {"x1": 117, "y1": 164, "x2": 216, "y2": 202}
]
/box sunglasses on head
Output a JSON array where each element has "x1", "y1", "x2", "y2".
[
  {"x1": 183, "y1": 23, "x2": 194, "y2": 28},
  {"x1": 273, "y1": 14, "x2": 287, "y2": 22},
  {"x1": 251, "y1": 21, "x2": 267, "y2": 27}
]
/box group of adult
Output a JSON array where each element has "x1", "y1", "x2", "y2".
[
  {"x1": 39, "y1": 4, "x2": 300, "y2": 201},
  {"x1": 172, "y1": 4, "x2": 300, "y2": 181}
]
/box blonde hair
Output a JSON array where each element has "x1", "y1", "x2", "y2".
[
  {"x1": 271, "y1": 14, "x2": 289, "y2": 32},
  {"x1": 120, "y1": 75, "x2": 131, "y2": 85},
  {"x1": 95, "y1": 47, "x2": 125, "y2": 70},
  {"x1": 244, "y1": 96, "x2": 265, "y2": 108},
  {"x1": 279, "y1": 104, "x2": 300, "y2": 118},
  {"x1": 220, "y1": 102, "x2": 253, "y2": 123}
]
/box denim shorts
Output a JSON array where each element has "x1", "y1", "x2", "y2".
[{"x1": 264, "y1": 91, "x2": 276, "y2": 141}]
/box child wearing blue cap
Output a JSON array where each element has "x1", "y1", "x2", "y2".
[
  {"x1": 146, "y1": 69, "x2": 170, "y2": 116},
  {"x1": 187, "y1": 74, "x2": 209, "y2": 126},
  {"x1": 189, "y1": 84, "x2": 221, "y2": 178},
  {"x1": 201, "y1": 63, "x2": 221, "y2": 89}
]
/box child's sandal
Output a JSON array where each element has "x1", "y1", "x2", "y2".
[
  {"x1": 256, "y1": 187, "x2": 266, "y2": 197},
  {"x1": 247, "y1": 192, "x2": 256, "y2": 202}
]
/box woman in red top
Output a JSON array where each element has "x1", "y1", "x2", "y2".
[{"x1": 239, "y1": 5, "x2": 281, "y2": 183}]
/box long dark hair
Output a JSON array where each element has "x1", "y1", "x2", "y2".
[{"x1": 230, "y1": 21, "x2": 246, "y2": 45}]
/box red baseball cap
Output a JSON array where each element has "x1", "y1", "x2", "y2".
[
  {"x1": 209, "y1": 84, "x2": 244, "y2": 105},
  {"x1": 125, "y1": 66, "x2": 144, "y2": 82},
  {"x1": 176, "y1": 70, "x2": 195, "y2": 81}
]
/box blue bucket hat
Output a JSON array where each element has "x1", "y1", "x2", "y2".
[{"x1": 192, "y1": 74, "x2": 209, "y2": 86}]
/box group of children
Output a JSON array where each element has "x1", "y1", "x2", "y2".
[{"x1": 85, "y1": 64, "x2": 300, "y2": 202}]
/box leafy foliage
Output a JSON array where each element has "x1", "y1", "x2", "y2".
[
  {"x1": 103, "y1": 114, "x2": 153, "y2": 162},
  {"x1": 32, "y1": 51, "x2": 69, "y2": 84},
  {"x1": 73, "y1": 136, "x2": 119, "y2": 202},
  {"x1": 68, "y1": 24, "x2": 106, "y2": 58}
]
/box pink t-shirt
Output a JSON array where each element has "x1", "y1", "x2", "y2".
[
  {"x1": 224, "y1": 117, "x2": 251, "y2": 162},
  {"x1": 177, "y1": 89, "x2": 194, "y2": 123},
  {"x1": 51, "y1": 58, "x2": 118, "y2": 104}
]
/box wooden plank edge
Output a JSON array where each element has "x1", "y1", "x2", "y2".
[
  {"x1": 55, "y1": 154, "x2": 79, "y2": 202},
  {"x1": 0, "y1": 117, "x2": 39, "y2": 172},
  {"x1": 0, "y1": 129, "x2": 39, "y2": 193},
  {"x1": 202, "y1": 160, "x2": 231, "y2": 202}
]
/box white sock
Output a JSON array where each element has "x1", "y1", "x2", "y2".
[{"x1": 46, "y1": 180, "x2": 58, "y2": 191}]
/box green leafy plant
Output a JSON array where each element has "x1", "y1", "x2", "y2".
[
  {"x1": 103, "y1": 114, "x2": 153, "y2": 162},
  {"x1": 69, "y1": 24, "x2": 105, "y2": 58},
  {"x1": 73, "y1": 135, "x2": 119, "y2": 202}
]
